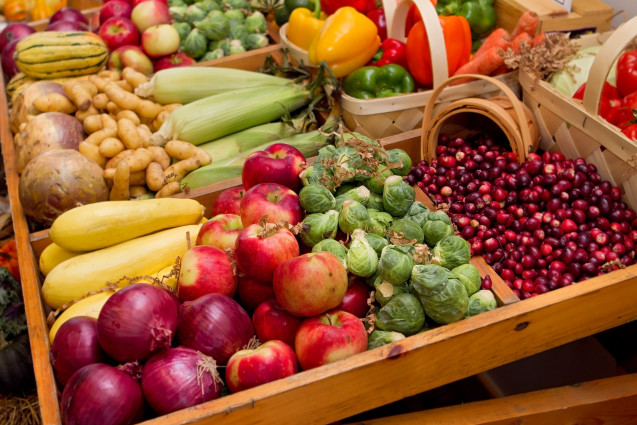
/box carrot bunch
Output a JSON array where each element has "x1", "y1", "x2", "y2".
[{"x1": 451, "y1": 10, "x2": 542, "y2": 84}]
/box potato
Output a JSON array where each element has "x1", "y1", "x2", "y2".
[
  {"x1": 9, "y1": 81, "x2": 68, "y2": 134},
  {"x1": 15, "y1": 112, "x2": 85, "y2": 174},
  {"x1": 18, "y1": 149, "x2": 109, "y2": 227}
]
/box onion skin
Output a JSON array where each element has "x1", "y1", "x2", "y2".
[
  {"x1": 141, "y1": 346, "x2": 222, "y2": 415},
  {"x1": 97, "y1": 283, "x2": 180, "y2": 363},
  {"x1": 177, "y1": 293, "x2": 254, "y2": 365},
  {"x1": 50, "y1": 316, "x2": 107, "y2": 387},
  {"x1": 60, "y1": 363, "x2": 144, "y2": 425}
]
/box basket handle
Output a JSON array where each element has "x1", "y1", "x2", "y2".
[
  {"x1": 383, "y1": 0, "x2": 449, "y2": 88},
  {"x1": 421, "y1": 73, "x2": 534, "y2": 160},
  {"x1": 583, "y1": 15, "x2": 637, "y2": 113}
]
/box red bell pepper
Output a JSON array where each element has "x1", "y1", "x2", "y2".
[
  {"x1": 572, "y1": 81, "x2": 623, "y2": 126},
  {"x1": 369, "y1": 38, "x2": 408, "y2": 69},
  {"x1": 622, "y1": 121, "x2": 637, "y2": 140},
  {"x1": 366, "y1": 8, "x2": 387, "y2": 41},
  {"x1": 320, "y1": 0, "x2": 376, "y2": 15},
  {"x1": 405, "y1": 14, "x2": 471, "y2": 87},
  {"x1": 616, "y1": 49, "x2": 637, "y2": 98}
]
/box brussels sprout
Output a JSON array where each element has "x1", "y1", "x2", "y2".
[
  {"x1": 378, "y1": 245, "x2": 415, "y2": 285},
  {"x1": 183, "y1": 28, "x2": 208, "y2": 59},
  {"x1": 298, "y1": 183, "x2": 335, "y2": 213},
  {"x1": 312, "y1": 239, "x2": 348, "y2": 268},
  {"x1": 364, "y1": 166, "x2": 393, "y2": 195},
  {"x1": 374, "y1": 280, "x2": 409, "y2": 306},
  {"x1": 199, "y1": 49, "x2": 225, "y2": 61},
  {"x1": 367, "y1": 209, "x2": 393, "y2": 236},
  {"x1": 367, "y1": 330, "x2": 406, "y2": 350},
  {"x1": 195, "y1": 0, "x2": 221, "y2": 12},
  {"x1": 299, "y1": 164, "x2": 335, "y2": 191},
  {"x1": 333, "y1": 183, "x2": 355, "y2": 196},
  {"x1": 366, "y1": 192, "x2": 384, "y2": 211},
  {"x1": 229, "y1": 24, "x2": 249, "y2": 43},
  {"x1": 365, "y1": 232, "x2": 389, "y2": 256},
  {"x1": 185, "y1": 5, "x2": 207, "y2": 25},
  {"x1": 466, "y1": 290, "x2": 497, "y2": 317},
  {"x1": 422, "y1": 212, "x2": 453, "y2": 246},
  {"x1": 316, "y1": 144, "x2": 340, "y2": 164},
  {"x1": 245, "y1": 10, "x2": 267, "y2": 33},
  {"x1": 387, "y1": 148, "x2": 412, "y2": 176},
  {"x1": 333, "y1": 145, "x2": 368, "y2": 184},
  {"x1": 403, "y1": 201, "x2": 430, "y2": 229},
  {"x1": 346, "y1": 229, "x2": 378, "y2": 278},
  {"x1": 224, "y1": 0, "x2": 251, "y2": 9},
  {"x1": 338, "y1": 131, "x2": 381, "y2": 148},
  {"x1": 245, "y1": 33, "x2": 268, "y2": 49},
  {"x1": 229, "y1": 38, "x2": 246, "y2": 54},
  {"x1": 172, "y1": 22, "x2": 192, "y2": 43},
  {"x1": 338, "y1": 200, "x2": 369, "y2": 234},
  {"x1": 224, "y1": 8, "x2": 245, "y2": 24},
  {"x1": 387, "y1": 218, "x2": 424, "y2": 244},
  {"x1": 335, "y1": 186, "x2": 370, "y2": 211},
  {"x1": 452, "y1": 264, "x2": 482, "y2": 296},
  {"x1": 209, "y1": 37, "x2": 232, "y2": 55},
  {"x1": 196, "y1": 14, "x2": 230, "y2": 40},
  {"x1": 375, "y1": 293, "x2": 425, "y2": 335},
  {"x1": 432, "y1": 235, "x2": 471, "y2": 270},
  {"x1": 169, "y1": 5, "x2": 188, "y2": 22},
  {"x1": 411, "y1": 264, "x2": 469, "y2": 324},
  {"x1": 383, "y1": 175, "x2": 415, "y2": 217},
  {"x1": 299, "y1": 210, "x2": 339, "y2": 247}
]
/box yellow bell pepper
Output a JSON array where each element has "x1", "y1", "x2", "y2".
[
  {"x1": 286, "y1": 5, "x2": 326, "y2": 51},
  {"x1": 307, "y1": 6, "x2": 381, "y2": 78}
]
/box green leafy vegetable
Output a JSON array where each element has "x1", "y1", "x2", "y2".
[
  {"x1": 431, "y1": 235, "x2": 471, "y2": 270},
  {"x1": 466, "y1": 290, "x2": 497, "y2": 317},
  {"x1": 347, "y1": 229, "x2": 379, "y2": 278},
  {"x1": 375, "y1": 293, "x2": 425, "y2": 335},
  {"x1": 299, "y1": 182, "x2": 336, "y2": 213},
  {"x1": 383, "y1": 175, "x2": 415, "y2": 217}
]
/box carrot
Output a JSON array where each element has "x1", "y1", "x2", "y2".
[
  {"x1": 473, "y1": 27, "x2": 511, "y2": 59},
  {"x1": 510, "y1": 32, "x2": 533, "y2": 54},
  {"x1": 451, "y1": 46, "x2": 506, "y2": 84},
  {"x1": 511, "y1": 10, "x2": 540, "y2": 39},
  {"x1": 532, "y1": 32, "x2": 546, "y2": 47}
]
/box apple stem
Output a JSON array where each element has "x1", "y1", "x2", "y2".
[{"x1": 324, "y1": 313, "x2": 333, "y2": 326}]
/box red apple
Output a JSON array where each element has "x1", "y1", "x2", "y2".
[
  {"x1": 130, "y1": 0, "x2": 171, "y2": 33},
  {"x1": 294, "y1": 309, "x2": 368, "y2": 370},
  {"x1": 273, "y1": 251, "x2": 348, "y2": 317},
  {"x1": 153, "y1": 52, "x2": 196, "y2": 71},
  {"x1": 140, "y1": 23, "x2": 180, "y2": 58},
  {"x1": 98, "y1": 16, "x2": 140, "y2": 51},
  {"x1": 237, "y1": 275, "x2": 275, "y2": 312},
  {"x1": 240, "y1": 182, "x2": 303, "y2": 227},
  {"x1": 132, "y1": 0, "x2": 167, "y2": 6},
  {"x1": 195, "y1": 213, "x2": 243, "y2": 251},
  {"x1": 234, "y1": 223, "x2": 299, "y2": 283},
  {"x1": 177, "y1": 245, "x2": 237, "y2": 302},
  {"x1": 99, "y1": 0, "x2": 132, "y2": 24},
  {"x1": 212, "y1": 186, "x2": 245, "y2": 216},
  {"x1": 241, "y1": 143, "x2": 306, "y2": 192},
  {"x1": 225, "y1": 340, "x2": 298, "y2": 393},
  {"x1": 252, "y1": 298, "x2": 302, "y2": 347},
  {"x1": 337, "y1": 277, "x2": 372, "y2": 318},
  {"x1": 107, "y1": 44, "x2": 154, "y2": 74},
  {"x1": 103, "y1": 0, "x2": 133, "y2": 4}
]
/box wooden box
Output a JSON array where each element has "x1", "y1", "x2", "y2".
[
  {"x1": 494, "y1": 0, "x2": 614, "y2": 35},
  {"x1": 3, "y1": 52, "x2": 637, "y2": 425}
]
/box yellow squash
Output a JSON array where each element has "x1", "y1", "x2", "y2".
[
  {"x1": 38, "y1": 242, "x2": 85, "y2": 276},
  {"x1": 42, "y1": 223, "x2": 201, "y2": 309},
  {"x1": 48, "y1": 291, "x2": 113, "y2": 343},
  {"x1": 49, "y1": 198, "x2": 205, "y2": 252}
]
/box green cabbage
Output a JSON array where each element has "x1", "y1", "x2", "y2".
[{"x1": 549, "y1": 45, "x2": 617, "y2": 97}]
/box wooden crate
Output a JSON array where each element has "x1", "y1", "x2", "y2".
[
  {"x1": 3, "y1": 53, "x2": 637, "y2": 425},
  {"x1": 494, "y1": 0, "x2": 614, "y2": 35}
]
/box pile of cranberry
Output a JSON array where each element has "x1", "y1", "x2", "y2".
[{"x1": 405, "y1": 133, "x2": 637, "y2": 299}]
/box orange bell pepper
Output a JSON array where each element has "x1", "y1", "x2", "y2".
[
  {"x1": 307, "y1": 6, "x2": 381, "y2": 78},
  {"x1": 3, "y1": 0, "x2": 29, "y2": 21},
  {"x1": 405, "y1": 14, "x2": 471, "y2": 87}
]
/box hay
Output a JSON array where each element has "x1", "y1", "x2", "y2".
[{"x1": 0, "y1": 391, "x2": 41, "y2": 425}]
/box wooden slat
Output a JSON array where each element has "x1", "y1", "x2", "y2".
[{"x1": 341, "y1": 373, "x2": 637, "y2": 425}]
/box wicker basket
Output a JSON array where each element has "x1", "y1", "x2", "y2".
[
  {"x1": 519, "y1": 16, "x2": 637, "y2": 209},
  {"x1": 340, "y1": 0, "x2": 522, "y2": 140},
  {"x1": 421, "y1": 74, "x2": 540, "y2": 163}
]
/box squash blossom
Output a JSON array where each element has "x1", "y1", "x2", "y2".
[{"x1": 307, "y1": 6, "x2": 381, "y2": 78}]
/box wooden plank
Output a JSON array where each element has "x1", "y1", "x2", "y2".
[{"x1": 341, "y1": 373, "x2": 637, "y2": 425}]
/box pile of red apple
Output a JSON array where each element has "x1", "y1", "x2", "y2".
[
  {"x1": 95, "y1": 0, "x2": 194, "y2": 74},
  {"x1": 175, "y1": 142, "x2": 371, "y2": 390}
]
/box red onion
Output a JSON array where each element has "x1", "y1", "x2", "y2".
[
  {"x1": 60, "y1": 363, "x2": 144, "y2": 425},
  {"x1": 0, "y1": 23, "x2": 35, "y2": 53},
  {"x1": 177, "y1": 293, "x2": 254, "y2": 365},
  {"x1": 46, "y1": 20, "x2": 90, "y2": 32},
  {"x1": 49, "y1": 7, "x2": 90, "y2": 25},
  {"x1": 50, "y1": 316, "x2": 107, "y2": 386},
  {"x1": 2, "y1": 39, "x2": 20, "y2": 80},
  {"x1": 97, "y1": 283, "x2": 180, "y2": 363},
  {"x1": 141, "y1": 346, "x2": 222, "y2": 415}
]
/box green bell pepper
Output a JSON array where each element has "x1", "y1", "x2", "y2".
[
  {"x1": 436, "y1": 0, "x2": 496, "y2": 39},
  {"x1": 342, "y1": 64, "x2": 416, "y2": 99}
]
